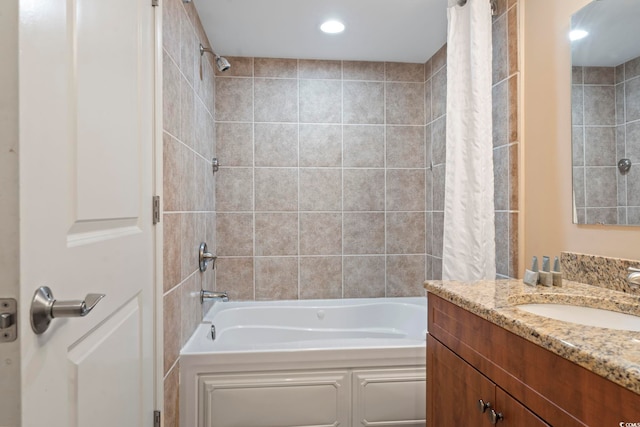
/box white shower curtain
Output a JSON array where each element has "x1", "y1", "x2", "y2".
[{"x1": 442, "y1": 0, "x2": 496, "y2": 281}]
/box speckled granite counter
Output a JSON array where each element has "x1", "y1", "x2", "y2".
[{"x1": 424, "y1": 279, "x2": 640, "y2": 395}]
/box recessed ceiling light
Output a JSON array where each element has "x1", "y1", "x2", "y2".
[
  {"x1": 569, "y1": 29, "x2": 589, "y2": 41},
  {"x1": 320, "y1": 20, "x2": 345, "y2": 34}
]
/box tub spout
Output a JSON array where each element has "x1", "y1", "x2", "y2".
[{"x1": 200, "y1": 290, "x2": 229, "y2": 304}]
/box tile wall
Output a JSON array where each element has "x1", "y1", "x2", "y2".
[
  {"x1": 615, "y1": 56, "x2": 640, "y2": 223},
  {"x1": 162, "y1": 0, "x2": 217, "y2": 425},
  {"x1": 572, "y1": 55, "x2": 640, "y2": 224},
  {"x1": 493, "y1": 0, "x2": 520, "y2": 278},
  {"x1": 214, "y1": 58, "x2": 430, "y2": 299}
]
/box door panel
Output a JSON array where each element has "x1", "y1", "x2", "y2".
[
  {"x1": 427, "y1": 335, "x2": 493, "y2": 427},
  {"x1": 18, "y1": 0, "x2": 155, "y2": 425}
]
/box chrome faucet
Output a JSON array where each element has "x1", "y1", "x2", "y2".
[
  {"x1": 200, "y1": 290, "x2": 229, "y2": 304},
  {"x1": 627, "y1": 267, "x2": 640, "y2": 288}
]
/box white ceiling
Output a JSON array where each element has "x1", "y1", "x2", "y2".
[
  {"x1": 571, "y1": 0, "x2": 640, "y2": 67},
  {"x1": 192, "y1": 0, "x2": 449, "y2": 64}
]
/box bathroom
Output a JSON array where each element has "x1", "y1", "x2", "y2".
[{"x1": 2, "y1": 0, "x2": 640, "y2": 425}]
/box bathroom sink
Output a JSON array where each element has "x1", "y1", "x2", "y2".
[{"x1": 515, "y1": 303, "x2": 640, "y2": 331}]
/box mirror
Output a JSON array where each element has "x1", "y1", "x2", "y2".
[{"x1": 571, "y1": 0, "x2": 640, "y2": 225}]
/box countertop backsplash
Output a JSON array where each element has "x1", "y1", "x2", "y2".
[{"x1": 561, "y1": 252, "x2": 640, "y2": 295}]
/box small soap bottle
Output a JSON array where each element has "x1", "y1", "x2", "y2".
[{"x1": 552, "y1": 256, "x2": 563, "y2": 287}]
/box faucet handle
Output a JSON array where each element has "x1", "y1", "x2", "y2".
[{"x1": 628, "y1": 267, "x2": 640, "y2": 287}]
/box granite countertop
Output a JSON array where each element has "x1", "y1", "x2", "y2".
[{"x1": 424, "y1": 279, "x2": 640, "y2": 395}]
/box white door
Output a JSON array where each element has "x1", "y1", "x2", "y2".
[{"x1": 18, "y1": 0, "x2": 156, "y2": 426}]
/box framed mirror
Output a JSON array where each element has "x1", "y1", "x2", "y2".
[{"x1": 571, "y1": 0, "x2": 640, "y2": 225}]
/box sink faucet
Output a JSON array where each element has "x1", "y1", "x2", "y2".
[
  {"x1": 200, "y1": 290, "x2": 229, "y2": 304},
  {"x1": 627, "y1": 267, "x2": 640, "y2": 288}
]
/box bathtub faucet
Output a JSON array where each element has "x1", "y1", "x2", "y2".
[{"x1": 200, "y1": 290, "x2": 229, "y2": 304}]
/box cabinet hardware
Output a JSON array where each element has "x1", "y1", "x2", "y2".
[
  {"x1": 489, "y1": 409, "x2": 504, "y2": 424},
  {"x1": 478, "y1": 399, "x2": 491, "y2": 413}
]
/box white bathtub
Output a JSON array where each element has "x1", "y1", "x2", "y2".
[{"x1": 180, "y1": 297, "x2": 427, "y2": 427}]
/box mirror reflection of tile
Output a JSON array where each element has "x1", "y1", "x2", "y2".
[{"x1": 571, "y1": 0, "x2": 640, "y2": 226}]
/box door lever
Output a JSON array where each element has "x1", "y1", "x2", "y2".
[{"x1": 31, "y1": 286, "x2": 105, "y2": 334}]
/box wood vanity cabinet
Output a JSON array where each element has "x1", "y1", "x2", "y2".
[{"x1": 427, "y1": 293, "x2": 640, "y2": 426}]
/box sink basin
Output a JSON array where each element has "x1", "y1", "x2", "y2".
[{"x1": 516, "y1": 304, "x2": 640, "y2": 331}]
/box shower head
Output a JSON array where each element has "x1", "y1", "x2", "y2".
[
  {"x1": 215, "y1": 55, "x2": 231, "y2": 72},
  {"x1": 199, "y1": 43, "x2": 231, "y2": 73}
]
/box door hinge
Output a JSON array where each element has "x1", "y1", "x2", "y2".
[
  {"x1": 152, "y1": 0, "x2": 159, "y2": 7},
  {"x1": 152, "y1": 196, "x2": 160, "y2": 225},
  {"x1": 153, "y1": 410, "x2": 161, "y2": 427}
]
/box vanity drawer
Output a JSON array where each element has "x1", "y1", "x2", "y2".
[{"x1": 428, "y1": 294, "x2": 640, "y2": 426}]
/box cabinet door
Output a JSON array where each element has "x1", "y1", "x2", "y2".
[
  {"x1": 427, "y1": 335, "x2": 494, "y2": 426},
  {"x1": 494, "y1": 388, "x2": 550, "y2": 427}
]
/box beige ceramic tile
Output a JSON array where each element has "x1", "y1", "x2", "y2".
[
  {"x1": 343, "y1": 125, "x2": 385, "y2": 167},
  {"x1": 254, "y1": 78, "x2": 298, "y2": 123},
  {"x1": 216, "y1": 213, "x2": 253, "y2": 256},
  {"x1": 255, "y1": 58, "x2": 298, "y2": 78},
  {"x1": 432, "y1": 44, "x2": 447, "y2": 72},
  {"x1": 162, "y1": 0, "x2": 181, "y2": 66},
  {"x1": 299, "y1": 213, "x2": 342, "y2": 255},
  {"x1": 255, "y1": 123, "x2": 298, "y2": 167},
  {"x1": 386, "y1": 212, "x2": 426, "y2": 254},
  {"x1": 180, "y1": 274, "x2": 200, "y2": 347},
  {"x1": 299, "y1": 59, "x2": 341, "y2": 79},
  {"x1": 255, "y1": 213, "x2": 298, "y2": 256},
  {"x1": 215, "y1": 56, "x2": 253, "y2": 77},
  {"x1": 299, "y1": 124, "x2": 342, "y2": 167},
  {"x1": 385, "y1": 62, "x2": 425, "y2": 82},
  {"x1": 215, "y1": 77, "x2": 253, "y2": 122},
  {"x1": 180, "y1": 78, "x2": 195, "y2": 150},
  {"x1": 343, "y1": 169, "x2": 385, "y2": 211},
  {"x1": 215, "y1": 257, "x2": 254, "y2": 300},
  {"x1": 343, "y1": 256, "x2": 385, "y2": 298},
  {"x1": 163, "y1": 213, "x2": 182, "y2": 292},
  {"x1": 508, "y1": 5, "x2": 518, "y2": 75},
  {"x1": 255, "y1": 257, "x2": 298, "y2": 300},
  {"x1": 343, "y1": 61, "x2": 385, "y2": 81},
  {"x1": 163, "y1": 289, "x2": 181, "y2": 375},
  {"x1": 509, "y1": 75, "x2": 519, "y2": 143},
  {"x1": 254, "y1": 168, "x2": 298, "y2": 211},
  {"x1": 163, "y1": 52, "x2": 181, "y2": 138},
  {"x1": 492, "y1": 13, "x2": 508, "y2": 84},
  {"x1": 180, "y1": 10, "x2": 197, "y2": 86},
  {"x1": 385, "y1": 82, "x2": 424, "y2": 125},
  {"x1": 163, "y1": 133, "x2": 183, "y2": 212},
  {"x1": 299, "y1": 80, "x2": 342, "y2": 124},
  {"x1": 387, "y1": 255, "x2": 426, "y2": 297},
  {"x1": 215, "y1": 123, "x2": 253, "y2": 166},
  {"x1": 299, "y1": 169, "x2": 342, "y2": 211},
  {"x1": 386, "y1": 126, "x2": 425, "y2": 168},
  {"x1": 343, "y1": 81, "x2": 384, "y2": 125},
  {"x1": 386, "y1": 169, "x2": 426, "y2": 211},
  {"x1": 432, "y1": 67, "x2": 447, "y2": 121},
  {"x1": 215, "y1": 167, "x2": 253, "y2": 212},
  {"x1": 300, "y1": 257, "x2": 342, "y2": 299},
  {"x1": 343, "y1": 212, "x2": 385, "y2": 254}
]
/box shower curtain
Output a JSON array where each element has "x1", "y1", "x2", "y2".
[{"x1": 442, "y1": 0, "x2": 495, "y2": 280}]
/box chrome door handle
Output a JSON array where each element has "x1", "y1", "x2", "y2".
[{"x1": 30, "y1": 286, "x2": 105, "y2": 334}]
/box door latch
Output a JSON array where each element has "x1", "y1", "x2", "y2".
[{"x1": 0, "y1": 298, "x2": 17, "y2": 343}]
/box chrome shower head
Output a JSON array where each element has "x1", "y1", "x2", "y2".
[
  {"x1": 215, "y1": 55, "x2": 231, "y2": 72},
  {"x1": 199, "y1": 43, "x2": 231, "y2": 74}
]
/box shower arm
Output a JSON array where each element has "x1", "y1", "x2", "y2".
[{"x1": 199, "y1": 44, "x2": 218, "y2": 59}]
